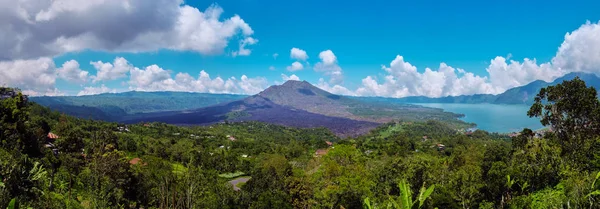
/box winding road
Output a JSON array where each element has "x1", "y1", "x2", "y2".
[{"x1": 229, "y1": 176, "x2": 251, "y2": 191}]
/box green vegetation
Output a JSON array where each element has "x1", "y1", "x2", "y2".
[
  {"x1": 226, "y1": 111, "x2": 251, "y2": 120},
  {"x1": 219, "y1": 171, "x2": 246, "y2": 179},
  {"x1": 2, "y1": 76, "x2": 600, "y2": 208}
]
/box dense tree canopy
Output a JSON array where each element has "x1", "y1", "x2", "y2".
[{"x1": 2, "y1": 77, "x2": 600, "y2": 209}]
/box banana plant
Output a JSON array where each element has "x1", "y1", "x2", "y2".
[
  {"x1": 6, "y1": 198, "x2": 16, "y2": 209},
  {"x1": 586, "y1": 171, "x2": 600, "y2": 197},
  {"x1": 364, "y1": 180, "x2": 435, "y2": 209}
]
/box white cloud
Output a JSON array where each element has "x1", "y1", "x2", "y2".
[
  {"x1": 273, "y1": 53, "x2": 279, "y2": 59},
  {"x1": 281, "y1": 74, "x2": 300, "y2": 81},
  {"x1": 77, "y1": 84, "x2": 116, "y2": 96},
  {"x1": 238, "y1": 75, "x2": 268, "y2": 94},
  {"x1": 355, "y1": 55, "x2": 498, "y2": 98},
  {"x1": 351, "y1": 21, "x2": 600, "y2": 98},
  {"x1": 232, "y1": 37, "x2": 258, "y2": 57},
  {"x1": 0, "y1": 57, "x2": 58, "y2": 95},
  {"x1": 129, "y1": 65, "x2": 172, "y2": 90},
  {"x1": 486, "y1": 56, "x2": 561, "y2": 90},
  {"x1": 57, "y1": 60, "x2": 89, "y2": 83},
  {"x1": 22, "y1": 89, "x2": 64, "y2": 97},
  {"x1": 91, "y1": 57, "x2": 133, "y2": 82},
  {"x1": 290, "y1": 48, "x2": 308, "y2": 61},
  {"x1": 0, "y1": 2, "x2": 255, "y2": 60},
  {"x1": 286, "y1": 61, "x2": 304, "y2": 71},
  {"x1": 317, "y1": 78, "x2": 355, "y2": 96},
  {"x1": 269, "y1": 66, "x2": 276, "y2": 71},
  {"x1": 314, "y1": 50, "x2": 343, "y2": 84},
  {"x1": 125, "y1": 59, "x2": 266, "y2": 94},
  {"x1": 552, "y1": 20, "x2": 600, "y2": 74}
]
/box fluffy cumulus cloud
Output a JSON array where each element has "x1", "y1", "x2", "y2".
[
  {"x1": 0, "y1": 58, "x2": 58, "y2": 94},
  {"x1": 485, "y1": 57, "x2": 561, "y2": 90},
  {"x1": 290, "y1": 48, "x2": 308, "y2": 61},
  {"x1": 356, "y1": 56, "x2": 498, "y2": 97},
  {"x1": 78, "y1": 84, "x2": 116, "y2": 96},
  {"x1": 352, "y1": 21, "x2": 600, "y2": 98},
  {"x1": 91, "y1": 57, "x2": 133, "y2": 82},
  {"x1": 238, "y1": 75, "x2": 268, "y2": 94},
  {"x1": 0, "y1": 1, "x2": 256, "y2": 60},
  {"x1": 281, "y1": 74, "x2": 300, "y2": 81},
  {"x1": 124, "y1": 58, "x2": 266, "y2": 94},
  {"x1": 552, "y1": 21, "x2": 600, "y2": 73},
  {"x1": 286, "y1": 61, "x2": 304, "y2": 71},
  {"x1": 314, "y1": 50, "x2": 343, "y2": 84},
  {"x1": 0, "y1": 58, "x2": 88, "y2": 95},
  {"x1": 56, "y1": 60, "x2": 89, "y2": 83},
  {"x1": 317, "y1": 78, "x2": 355, "y2": 96},
  {"x1": 285, "y1": 48, "x2": 308, "y2": 71}
]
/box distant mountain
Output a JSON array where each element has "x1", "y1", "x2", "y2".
[
  {"x1": 257, "y1": 80, "x2": 356, "y2": 118},
  {"x1": 122, "y1": 80, "x2": 468, "y2": 137},
  {"x1": 495, "y1": 72, "x2": 600, "y2": 104},
  {"x1": 124, "y1": 94, "x2": 380, "y2": 137},
  {"x1": 30, "y1": 91, "x2": 247, "y2": 120},
  {"x1": 372, "y1": 72, "x2": 600, "y2": 105}
]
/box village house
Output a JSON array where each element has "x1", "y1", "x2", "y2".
[
  {"x1": 435, "y1": 143, "x2": 446, "y2": 151},
  {"x1": 46, "y1": 132, "x2": 60, "y2": 156},
  {"x1": 129, "y1": 158, "x2": 147, "y2": 166},
  {"x1": 117, "y1": 126, "x2": 130, "y2": 132},
  {"x1": 314, "y1": 149, "x2": 329, "y2": 157}
]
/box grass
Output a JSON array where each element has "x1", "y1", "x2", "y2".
[
  {"x1": 218, "y1": 171, "x2": 246, "y2": 179},
  {"x1": 379, "y1": 123, "x2": 404, "y2": 138}
]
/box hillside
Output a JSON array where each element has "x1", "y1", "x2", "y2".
[
  {"x1": 5, "y1": 84, "x2": 600, "y2": 208},
  {"x1": 30, "y1": 91, "x2": 247, "y2": 120},
  {"x1": 257, "y1": 80, "x2": 355, "y2": 118},
  {"x1": 121, "y1": 81, "x2": 469, "y2": 137},
  {"x1": 124, "y1": 95, "x2": 379, "y2": 137}
]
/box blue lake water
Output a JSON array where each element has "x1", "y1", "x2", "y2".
[{"x1": 415, "y1": 103, "x2": 544, "y2": 133}]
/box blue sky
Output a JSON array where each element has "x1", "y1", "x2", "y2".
[{"x1": 2, "y1": 0, "x2": 600, "y2": 97}]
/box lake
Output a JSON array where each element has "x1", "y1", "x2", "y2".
[{"x1": 415, "y1": 103, "x2": 544, "y2": 133}]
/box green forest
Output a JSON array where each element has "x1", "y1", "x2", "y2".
[{"x1": 2, "y1": 77, "x2": 600, "y2": 208}]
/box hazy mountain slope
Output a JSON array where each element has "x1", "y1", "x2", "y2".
[
  {"x1": 31, "y1": 91, "x2": 247, "y2": 119},
  {"x1": 493, "y1": 72, "x2": 600, "y2": 104},
  {"x1": 124, "y1": 95, "x2": 379, "y2": 137},
  {"x1": 121, "y1": 81, "x2": 470, "y2": 136},
  {"x1": 257, "y1": 80, "x2": 355, "y2": 118},
  {"x1": 257, "y1": 80, "x2": 466, "y2": 123}
]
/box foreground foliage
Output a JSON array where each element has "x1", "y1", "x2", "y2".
[{"x1": 1, "y1": 76, "x2": 600, "y2": 208}]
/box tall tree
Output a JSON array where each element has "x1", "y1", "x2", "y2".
[{"x1": 528, "y1": 77, "x2": 600, "y2": 161}]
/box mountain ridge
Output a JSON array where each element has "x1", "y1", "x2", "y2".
[
  {"x1": 100, "y1": 80, "x2": 469, "y2": 137},
  {"x1": 29, "y1": 73, "x2": 596, "y2": 136}
]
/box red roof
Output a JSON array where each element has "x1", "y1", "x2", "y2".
[
  {"x1": 129, "y1": 158, "x2": 142, "y2": 165},
  {"x1": 325, "y1": 141, "x2": 333, "y2": 146},
  {"x1": 47, "y1": 132, "x2": 59, "y2": 139}
]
